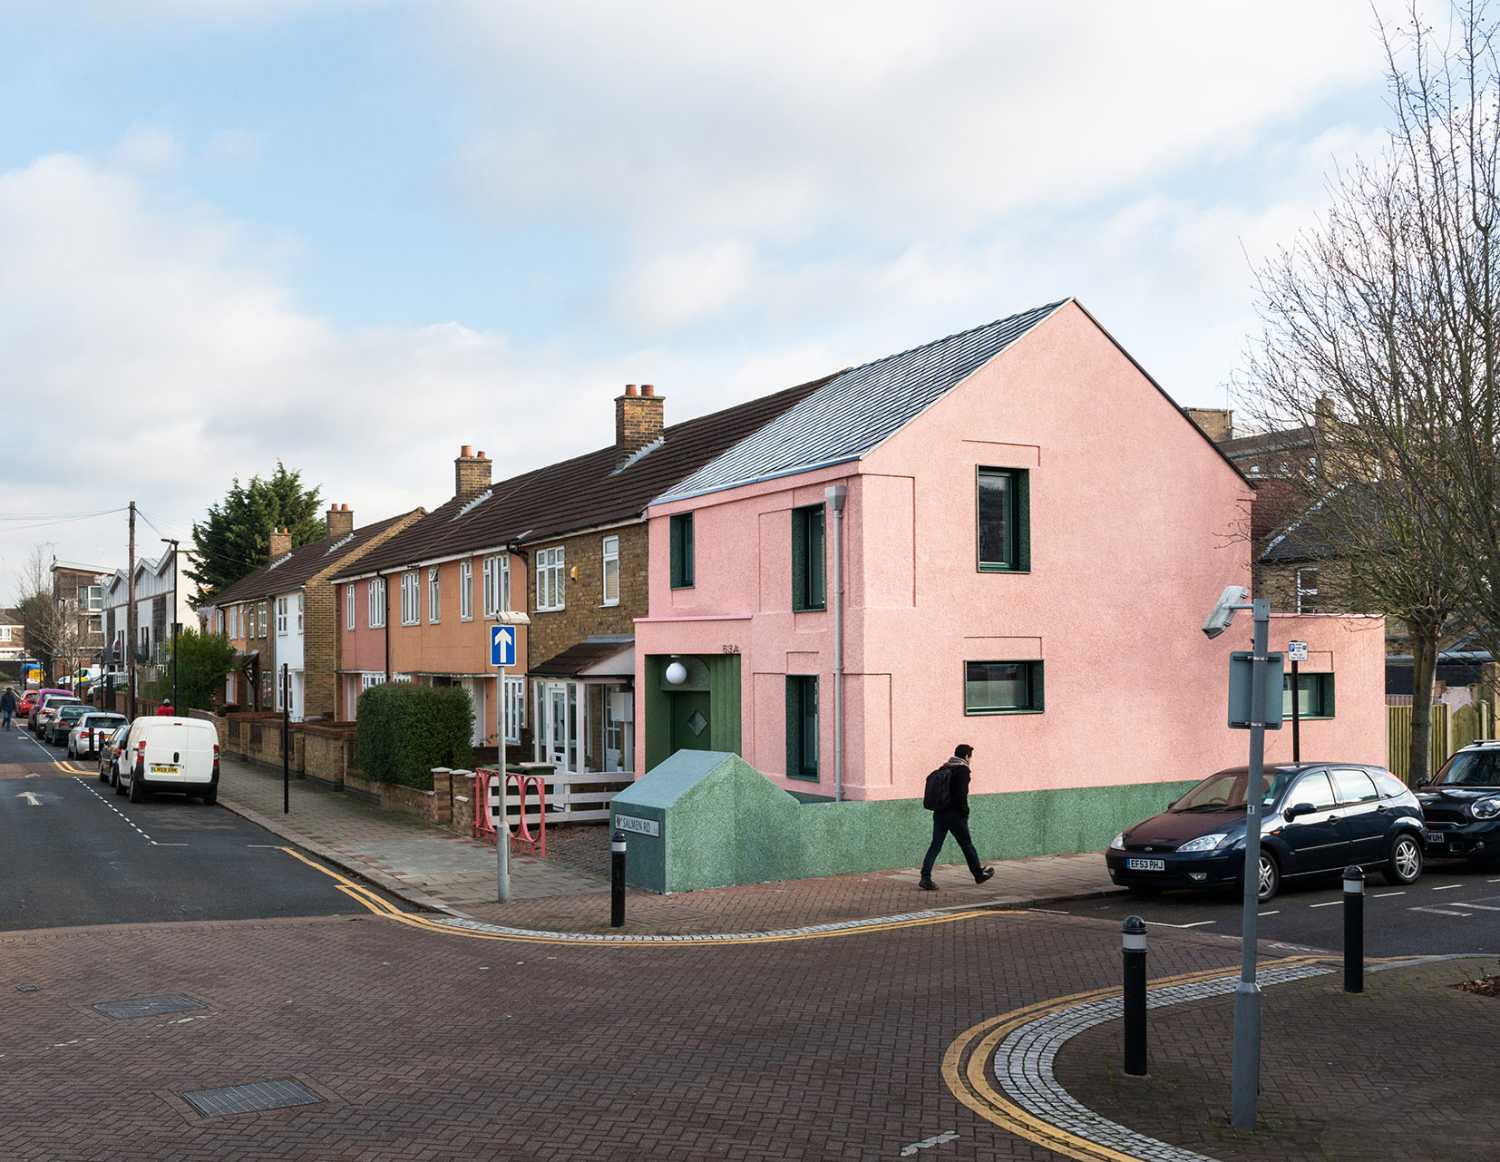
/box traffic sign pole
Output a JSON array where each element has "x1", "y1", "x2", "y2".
[
  {"x1": 1288, "y1": 640, "x2": 1307, "y2": 765},
  {"x1": 491, "y1": 623, "x2": 517, "y2": 904}
]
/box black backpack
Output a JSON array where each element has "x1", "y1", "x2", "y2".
[{"x1": 923, "y1": 766, "x2": 952, "y2": 811}]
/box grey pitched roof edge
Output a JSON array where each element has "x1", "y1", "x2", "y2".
[
  {"x1": 653, "y1": 300, "x2": 1069, "y2": 505},
  {"x1": 1258, "y1": 489, "x2": 1335, "y2": 564},
  {"x1": 204, "y1": 511, "x2": 419, "y2": 604}
]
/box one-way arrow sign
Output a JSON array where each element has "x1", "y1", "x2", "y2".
[{"x1": 490, "y1": 624, "x2": 517, "y2": 668}]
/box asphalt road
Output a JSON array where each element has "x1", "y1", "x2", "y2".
[
  {"x1": 1038, "y1": 860, "x2": 1500, "y2": 957},
  {"x1": 0, "y1": 720, "x2": 373, "y2": 931}
]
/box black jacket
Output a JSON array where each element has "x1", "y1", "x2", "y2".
[
  {"x1": 939, "y1": 756, "x2": 971, "y2": 815},
  {"x1": 0, "y1": 691, "x2": 15, "y2": 713}
]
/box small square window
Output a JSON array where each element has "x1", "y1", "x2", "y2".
[
  {"x1": 964, "y1": 660, "x2": 1044, "y2": 714},
  {"x1": 1283, "y1": 672, "x2": 1335, "y2": 719}
]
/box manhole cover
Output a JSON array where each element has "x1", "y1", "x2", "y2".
[
  {"x1": 181, "y1": 1079, "x2": 322, "y2": 1117},
  {"x1": 686, "y1": 710, "x2": 707, "y2": 737},
  {"x1": 93, "y1": 995, "x2": 205, "y2": 1020},
  {"x1": 16, "y1": 984, "x2": 40, "y2": 993}
]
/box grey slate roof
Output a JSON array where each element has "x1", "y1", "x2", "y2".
[{"x1": 656, "y1": 300, "x2": 1068, "y2": 504}]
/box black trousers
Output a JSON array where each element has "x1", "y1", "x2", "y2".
[{"x1": 921, "y1": 809, "x2": 984, "y2": 880}]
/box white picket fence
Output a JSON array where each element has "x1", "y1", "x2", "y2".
[{"x1": 455, "y1": 767, "x2": 632, "y2": 827}]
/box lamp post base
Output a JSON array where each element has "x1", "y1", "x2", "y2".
[{"x1": 1230, "y1": 981, "x2": 1262, "y2": 1129}]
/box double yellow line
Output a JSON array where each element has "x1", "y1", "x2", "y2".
[
  {"x1": 942, "y1": 955, "x2": 1323, "y2": 1161},
  {"x1": 279, "y1": 845, "x2": 1007, "y2": 947}
]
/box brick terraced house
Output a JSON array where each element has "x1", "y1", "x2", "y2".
[{"x1": 332, "y1": 381, "x2": 824, "y2": 777}]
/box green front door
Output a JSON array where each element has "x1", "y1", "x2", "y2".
[{"x1": 669, "y1": 690, "x2": 712, "y2": 753}]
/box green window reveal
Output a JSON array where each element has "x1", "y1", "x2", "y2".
[
  {"x1": 670, "y1": 513, "x2": 695, "y2": 589},
  {"x1": 964, "y1": 660, "x2": 1044, "y2": 714},
  {"x1": 1283, "y1": 672, "x2": 1335, "y2": 719},
  {"x1": 785, "y1": 675, "x2": 819, "y2": 779},
  {"x1": 977, "y1": 467, "x2": 1030, "y2": 572},
  {"x1": 791, "y1": 504, "x2": 826, "y2": 611}
]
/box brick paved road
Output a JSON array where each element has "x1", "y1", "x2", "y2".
[{"x1": 0, "y1": 907, "x2": 1245, "y2": 1160}]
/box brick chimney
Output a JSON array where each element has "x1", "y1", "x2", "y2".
[
  {"x1": 455, "y1": 444, "x2": 492, "y2": 501},
  {"x1": 1184, "y1": 407, "x2": 1233, "y2": 443},
  {"x1": 327, "y1": 502, "x2": 354, "y2": 539},
  {"x1": 616, "y1": 383, "x2": 665, "y2": 462},
  {"x1": 269, "y1": 527, "x2": 292, "y2": 559}
]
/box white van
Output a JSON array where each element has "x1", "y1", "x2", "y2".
[{"x1": 115, "y1": 717, "x2": 220, "y2": 804}]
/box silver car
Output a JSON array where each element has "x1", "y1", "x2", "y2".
[{"x1": 69, "y1": 711, "x2": 128, "y2": 758}]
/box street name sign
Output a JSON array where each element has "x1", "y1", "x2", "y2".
[{"x1": 614, "y1": 813, "x2": 660, "y2": 838}]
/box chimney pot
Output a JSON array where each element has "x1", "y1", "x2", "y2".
[
  {"x1": 328, "y1": 503, "x2": 355, "y2": 539},
  {"x1": 625, "y1": 384, "x2": 638, "y2": 397},
  {"x1": 641, "y1": 384, "x2": 655, "y2": 397},
  {"x1": 460, "y1": 444, "x2": 474, "y2": 459},
  {"x1": 476, "y1": 450, "x2": 486, "y2": 460}
]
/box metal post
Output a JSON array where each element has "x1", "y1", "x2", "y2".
[
  {"x1": 1122, "y1": 916, "x2": 1148, "y2": 1076},
  {"x1": 611, "y1": 830, "x2": 627, "y2": 928},
  {"x1": 1291, "y1": 658, "x2": 1300, "y2": 763},
  {"x1": 496, "y1": 665, "x2": 510, "y2": 903},
  {"x1": 281, "y1": 662, "x2": 290, "y2": 815},
  {"x1": 825, "y1": 484, "x2": 847, "y2": 802},
  {"x1": 1230, "y1": 597, "x2": 1271, "y2": 1130},
  {"x1": 126, "y1": 501, "x2": 137, "y2": 721},
  {"x1": 1343, "y1": 865, "x2": 1364, "y2": 994}
]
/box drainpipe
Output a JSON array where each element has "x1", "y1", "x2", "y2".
[
  {"x1": 382, "y1": 570, "x2": 392, "y2": 683},
  {"x1": 825, "y1": 483, "x2": 847, "y2": 802}
]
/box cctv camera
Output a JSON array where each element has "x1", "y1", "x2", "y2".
[{"x1": 1202, "y1": 585, "x2": 1250, "y2": 639}]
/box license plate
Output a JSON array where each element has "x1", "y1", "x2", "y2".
[
  {"x1": 1426, "y1": 831, "x2": 1445, "y2": 844},
  {"x1": 150, "y1": 763, "x2": 178, "y2": 774},
  {"x1": 1126, "y1": 858, "x2": 1166, "y2": 871}
]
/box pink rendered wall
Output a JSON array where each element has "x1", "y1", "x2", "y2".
[
  {"x1": 385, "y1": 556, "x2": 529, "y2": 679},
  {"x1": 637, "y1": 303, "x2": 1389, "y2": 799}
]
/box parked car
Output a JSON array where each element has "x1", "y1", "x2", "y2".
[
  {"x1": 45, "y1": 703, "x2": 91, "y2": 746},
  {"x1": 97, "y1": 724, "x2": 131, "y2": 787},
  {"x1": 28, "y1": 689, "x2": 73, "y2": 732},
  {"x1": 115, "y1": 716, "x2": 220, "y2": 804},
  {"x1": 69, "y1": 711, "x2": 128, "y2": 758},
  {"x1": 18, "y1": 691, "x2": 39, "y2": 717},
  {"x1": 1416, "y1": 741, "x2": 1500, "y2": 864},
  {"x1": 1106, "y1": 763, "x2": 1425, "y2": 902},
  {"x1": 34, "y1": 693, "x2": 81, "y2": 736}
]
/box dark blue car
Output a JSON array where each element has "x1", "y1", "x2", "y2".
[{"x1": 1106, "y1": 763, "x2": 1425, "y2": 902}]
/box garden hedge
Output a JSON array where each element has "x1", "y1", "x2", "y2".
[{"x1": 355, "y1": 683, "x2": 474, "y2": 789}]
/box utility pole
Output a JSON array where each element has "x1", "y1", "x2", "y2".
[
  {"x1": 163, "y1": 537, "x2": 180, "y2": 710},
  {"x1": 126, "y1": 502, "x2": 137, "y2": 720}
]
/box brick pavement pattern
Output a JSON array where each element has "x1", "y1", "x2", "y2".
[
  {"x1": 0, "y1": 909, "x2": 1245, "y2": 1161},
  {"x1": 1058, "y1": 956, "x2": 1500, "y2": 1161}
]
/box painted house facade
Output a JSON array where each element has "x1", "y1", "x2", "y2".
[
  {"x1": 103, "y1": 548, "x2": 201, "y2": 677},
  {"x1": 204, "y1": 506, "x2": 423, "y2": 718},
  {"x1": 634, "y1": 301, "x2": 1387, "y2": 855},
  {"x1": 333, "y1": 382, "x2": 822, "y2": 773}
]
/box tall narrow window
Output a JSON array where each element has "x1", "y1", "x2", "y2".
[
  {"x1": 535, "y1": 547, "x2": 565, "y2": 612},
  {"x1": 400, "y1": 571, "x2": 420, "y2": 625},
  {"x1": 791, "y1": 504, "x2": 826, "y2": 611},
  {"x1": 428, "y1": 566, "x2": 441, "y2": 623},
  {"x1": 670, "y1": 513, "x2": 694, "y2": 589},
  {"x1": 1295, "y1": 568, "x2": 1320, "y2": 614},
  {"x1": 296, "y1": 593, "x2": 303, "y2": 634},
  {"x1": 369, "y1": 578, "x2": 386, "y2": 628},
  {"x1": 785, "y1": 675, "x2": 819, "y2": 780},
  {"x1": 964, "y1": 660, "x2": 1045, "y2": 714},
  {"x1": 503, "y1": 675, "x2": 526, "y2": 745},
  {"x1": 345, "y1": 584, "x2": 355, "y2": 631},
  {"x1": 977, "y1": 467, "x2": 1030, "y2": 572},
  {"x1": 460, "y1": 560, "x2": 474, "y2": 620},
  {"x1": 483, "y1": 554, "x2": 512, "y2": 615},
  {"x1": 601, "y1": 535, "x2": 620, "y2": 606}
]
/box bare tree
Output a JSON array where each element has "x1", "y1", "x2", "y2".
[{"x1": 1238, "y1": 2, "x2": 1493, "y2": 782}]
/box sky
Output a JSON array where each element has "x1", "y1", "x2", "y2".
[{"x1": 0, "y1": 0, "x2": 1433, "y2": 589}]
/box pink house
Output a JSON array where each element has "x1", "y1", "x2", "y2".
[{"x1": 633, "y1": 300, "x2": 1386, "y2": 859}]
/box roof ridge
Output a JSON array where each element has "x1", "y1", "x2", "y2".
[{"x1": 835, "y1": 299, "x2": 1069, "y2": 380}]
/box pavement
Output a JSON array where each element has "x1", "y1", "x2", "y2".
[{"x1": 216, "y1": 753, "x2": 1125, "y2": 933}]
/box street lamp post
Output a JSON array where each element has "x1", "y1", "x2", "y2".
[{"x1": 162, "y1": 538, "x2": 179, "y2": 711}]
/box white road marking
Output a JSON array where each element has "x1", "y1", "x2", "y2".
[
  {"x1": 899, "y1": 1131, "x2": 960, "y2": 1156},
  {"x1": 150, "y1": 842, "x2": 188, "y2": 847},
  {"x1": 1258, "y1": 910, "x2": 1280, "y2": 917},
  {"x1": 1373, "y1": 891, "x2": 1406, "y2": 898},
  {"x1": 16, "y1": 791, "x2": 41, "y2": 806},
  {"x1": 1143, "y1": 919, "x2": 1216, "y2": 929},
  {"x1": 1308, "y1": 900, "x2": 1341, "y2": 908},
  {"x1": 1456, "y1": 902, "x2": 1500, "y2": 912},
  {"x1": 73, "y1": 778, "x2": 152, "y2": 843},
  {"x1": 1411, "y1": 906, "x2": 1473, "y2": 917},
  {"x1": 1433, "y1": 884, "x2": 1464, "y2": 891}
]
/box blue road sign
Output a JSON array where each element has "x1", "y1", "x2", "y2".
[{"x1": 490, "y1": 624, "x2": 517, "y2": 668}]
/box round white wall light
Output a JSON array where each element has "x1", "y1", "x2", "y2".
[{"x1": 665, "y1": 661, "x2": 688, "y2": 686}]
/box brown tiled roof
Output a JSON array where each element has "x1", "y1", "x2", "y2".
[
  {"x1": 336, "y1": 377, "x2": 831, "y2": 579},
  {"x1": 208, "y1": 510, "x2": 420, "y2": 605}
]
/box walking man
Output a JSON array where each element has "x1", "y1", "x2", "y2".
[
  {"x1": 1, "y1": 687, "x2": 15, "y2": 731},
  {"x1": 919, "y1": 743, "x2": 994, "y2": 890}
]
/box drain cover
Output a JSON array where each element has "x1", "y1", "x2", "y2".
[
  {"x1": 93, "y1": 995, "x2": 204, "y2": 1020},
  {"x1": 181, "y1": 1079, "x2": 321, "y2": 1117},
  {"x1": 16, "y1": 984, "x2": 40, "y2": 993}
]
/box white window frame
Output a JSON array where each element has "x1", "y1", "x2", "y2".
[
  {"x1": 296, "y1": 593, "x2": 304, "y2": 634},
  {"x1": 601, "y1": 535, "x2": 620, "y2": 607},
  {"x1": 503, "y1": 674, "x2": 525, "y2": 745},
  {"x1": 361, "y1": 672, "x2": 384, "y2": 691},
  {"x1": 345, "y1": 584, "x2": 355, "y2": 631},
  {"x1": 460, "y1": 560, "x2": 474, "y2": 621},
  {"x1": 369, "y1": 578, "x2": 386, "y2": 628},
  {"x1": 483, "y1": 554, "x2": 511, "y2": 617},
  {"x1": 276, "y1": 596, "x2": 288, "y2": 636},
  {"x1": 216, "y1": 609, "x2": 225, "y2": 635},
  {"x1": 1295, "y1": 567, "x2": 1320, "y2": 614},
  {"x1": 400, "y1": 570, "x2": 420, "y2": 625},
  {"x1": 428, "y1": 566, "x2": 441, "y2": 623},
  {"x1": 536, "y1": 546, "x2": 565, "y2": 612}
]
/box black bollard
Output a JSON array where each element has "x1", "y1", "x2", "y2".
[
  {"x1": 611, "y1": 830, "x2": 627, "y2": 928},
  {"x1": 1122, "y1": 915, "x2": 1148, "y2": 1076},
  {"x1": 1343, "y1": 865, "x2": 1364, "y2": 993}
]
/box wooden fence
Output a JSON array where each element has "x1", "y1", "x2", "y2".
[{"x1": 1388, "y1": 700, "x2": 1494, "y2": 781}]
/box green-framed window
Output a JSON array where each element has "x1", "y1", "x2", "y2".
[
  {"x1": 785, "y1": 675, "x2": 819, "y2": 779},
  {"x1": 670, "y1": 513, "x2": 695, "y2": 589},
  {"x1": 964, "y1": 660, "x2": 1044, "y2": 715},
  {"x1": 977, "y1": 467, "x2": 1030, "y2": 572},
  {"x1": 791, "y1": 504, "x2": 826, "y2": 611},
  {"x1": 1283, "y1": 672, "x2": 1335, "y2": 719}
]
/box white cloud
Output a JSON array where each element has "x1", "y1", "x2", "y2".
[
  {"x1": 614, "y1": 240, "x2": 757, "y2": 330},
  {"x1": 112, "y1": 124, "x2": 180, "y2": 171},
  {"x1": 201, "y1": 129, "x2": 266, "y2": 173}
]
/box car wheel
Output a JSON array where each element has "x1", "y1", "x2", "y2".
[
  {"x1": 98, "y1": 761, "x2": 107, "y2": 784},
  {"x1": 1255, "y1": 850, "x2": 1281, "y2": 903},
  {"x1": 113, "y1": 767, "x2": 125, "y2": 795},
  {"x1": 128, "y1": 768, "x2": 145, "y2": 804},
  {"x1": 1385, "y1": 833, "x2": 1424, "y2": 886},
  {"x1": 202, "y1": 783, "x2": 218, "y2": 806}
]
